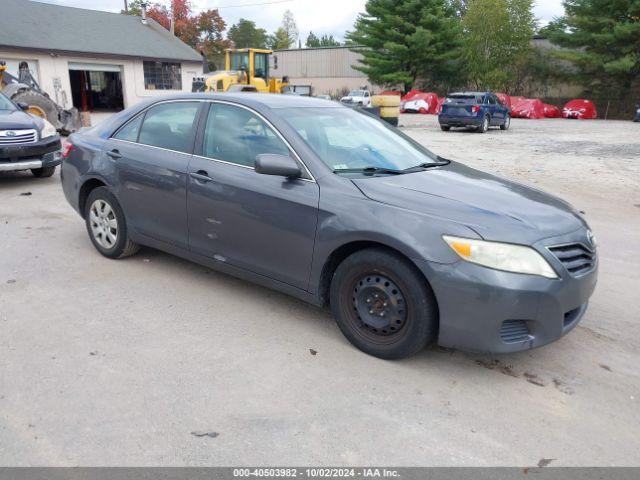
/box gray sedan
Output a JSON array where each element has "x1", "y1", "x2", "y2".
[{"x1": 60, "y1": 93, "x2": 597, "y2": 359}]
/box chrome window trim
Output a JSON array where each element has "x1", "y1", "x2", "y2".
[{"x1": 109, "y1": 98, "x2": 316, "y2": 183}]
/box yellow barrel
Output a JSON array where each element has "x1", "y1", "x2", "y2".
[{"x1": 371, "y1": 95, "x2": 401, "y2": 107}]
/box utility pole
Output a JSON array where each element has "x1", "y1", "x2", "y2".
[
  {"x1": 169, "y1": 0, "x2": 175, "y2": 35},
  {"x1": 123, "y1": 0, "x2": 128, "y2": 12}
]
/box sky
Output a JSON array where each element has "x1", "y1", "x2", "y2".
[{"x1": 40, "y1": 0, "x2": 565, "y2": 43}]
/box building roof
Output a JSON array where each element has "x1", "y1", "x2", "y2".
[{"x1": 0, "y1": 0, "x2": 202, "y2": 63}]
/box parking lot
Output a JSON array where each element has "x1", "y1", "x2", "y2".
[{"x1": 1, "y1": 114, "x2": 639, "y2": 466}]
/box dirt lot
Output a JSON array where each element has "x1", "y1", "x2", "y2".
[{"x1": 1, "y1": 115, "x2": 639, "y2": 466}]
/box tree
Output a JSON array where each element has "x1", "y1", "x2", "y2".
[
  {"x1": 347, "y1": 0, "x2": 463, "y2": 92},
  {"x1": 268, "y1": 10, "x2": 298, "y2": 49},
  {"x1": 306, "y1": 31, "x2": 320, "y2": 47},
  {"x1": 462, "y1": 0, "x2": 535, "y2": 91},
  {"x1": 306, "y1": 31, "x2": 341, "y2": 47},
  {"x1": 124, "y1": 1, "x2": 228, "y2": 68},
  {"x1": 228, "y1": 19, "x2": 269, "y2": 48},
  {"x1": 546, "y1": 0, "x2": 640, "y2": 100}
]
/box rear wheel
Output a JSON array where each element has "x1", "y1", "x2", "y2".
[
  {"x1": 477, "y1": 115, "x2": 490, "y2": 133},
  {"x1": 500, "y1": 114, "x2": 511, "y2": 130},
  {"x1": 330, "y1": 248, "x2": 438, "y2": 359},
  {"x1": 440, "y1": 125, "x2": 450, "y2": 131},
  {"x1": 31, "y1": 166, "x2": 56, "y2": 178},
  {"x1": 84, "y1": 187, "x2": 139, "y2": 259}
]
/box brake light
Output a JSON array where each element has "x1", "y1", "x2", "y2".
[
  {"x1": 472, "y1": 105, "x2": 480, "y2": 113},
  {"x1": 61, "y1": 142, "x2": 74, "y2": 159}
]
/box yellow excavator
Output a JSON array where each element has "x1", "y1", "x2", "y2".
[
  {"x1": 192, "y1": 48, "x2": 290, "y2": 94},
  {"x1": 0, "y1": 60, "x2": 80, "y2": 133}
]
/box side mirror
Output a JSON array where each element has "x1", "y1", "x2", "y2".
[
  {"x1": 255, "y1": 154, "x2": 302, "y2": 178},
  {"x1": 17, "y1": 102, "x2": 29, "y2": 111}
]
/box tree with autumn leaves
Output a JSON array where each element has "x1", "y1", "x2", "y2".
[{"x1": 126, "y1": 0, "x2": 228, "y2": 68}]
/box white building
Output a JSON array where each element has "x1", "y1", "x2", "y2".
[{"x1": 0, "y1": 0, "x2": 203, "y2": 112}]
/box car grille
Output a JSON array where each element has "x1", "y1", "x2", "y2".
[
  {"x1": 500, "y1": 320, "x2": 531, "y2": 343},
  {"x1": 0, "y1": 129, "x2": 37, "y2": 145},
  {"x1": 548, "y1": 243, "x2": 596, "y2": 276}
]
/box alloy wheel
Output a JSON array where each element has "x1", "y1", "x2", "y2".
[{"x1": 89, "y1": 199, "x2": 118, "y2": 249}]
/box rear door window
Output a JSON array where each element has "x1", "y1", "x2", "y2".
[
  {"x1": 202, "y1": 103, "x2": 290, "y2": 167},
  {"x1": 137, "y1": 102, "x2": 200, "y2": 153},
  {"x1": 113, "y1": 114, "x2": 143, "y2": 142}
]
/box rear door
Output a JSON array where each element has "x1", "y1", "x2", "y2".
[
  {"x1": 107, "y1": 100, "x2": 202, "y2": 249},
  {"x1": 487, "y1": 94, "x2": 501, "y2": 124},
  {"x1": 186, "y1": 102, "x2": 320, "y2": 290}
]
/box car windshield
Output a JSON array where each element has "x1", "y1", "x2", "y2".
[
  {"x1": 0, "y1": 93, "x2": 17, "y2": 111},
  {"x1": 348, "y1": 90, "x2": 364, "y2": 97},
  {"x1": 281, "y1": 107, "x2": 439, "y2": 174}
]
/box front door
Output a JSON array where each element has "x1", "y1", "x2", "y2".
[
  {"x1": 187, "y1": 102, "x2": 319, "y2": 290},
  {"x1": 107, "y1": 100, "x2": 201, "y2": 248}
]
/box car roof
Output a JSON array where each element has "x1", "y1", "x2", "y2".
[
  {"x1": 447, "y1": 91, "x2": 490, "y2": 96},
  {"x1": 140, "y1": 92, "x2": 339, "y2": 110}
]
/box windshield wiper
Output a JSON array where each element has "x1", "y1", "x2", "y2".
[
  {"x1": 404, "y1": 158, "x2": 451, "y2": 172},
  {"x1": 333, "y1": 166, "x2": 405, "y2": 175}
]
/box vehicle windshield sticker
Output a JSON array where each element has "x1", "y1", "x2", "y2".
[{"x1": 333, "y1": 164, "x2": 348, "y2": 170}]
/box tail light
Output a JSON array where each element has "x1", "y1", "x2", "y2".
[
  {"x1": 61, "y1": 142, "x2": 74, "y2": 159},
  {"x1": 472, "y1": 105, "x2": 480, "y2": 113}
]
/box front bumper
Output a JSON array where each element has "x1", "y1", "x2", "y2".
[
  {"x1": 0, "y1": 136, "x2": 62, "y2": 171},
  {"x1": 438, "y1": 116, "x2": 481, "y2": 127},
  {"x1": 416, "y1": 230, "x2": 598, "y2": 354}
]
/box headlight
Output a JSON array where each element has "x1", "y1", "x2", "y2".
[
  {"x1": 443, "y1": 235, "x2": 558, "y2": 278},
  {"x1": 40, "y1": 120, "x2": 57, "y2": 139}
]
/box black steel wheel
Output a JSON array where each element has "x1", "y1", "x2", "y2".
[{"x1": 330, "y1": 248, "x2": 438, "y2": 359}]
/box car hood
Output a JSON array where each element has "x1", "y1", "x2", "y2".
[
  {"x1": 0, "y1": 109, "x2": 41, "y2": 130},
  {"x1": 352, "y1": 161, "x2": 586, "y2": 244}
]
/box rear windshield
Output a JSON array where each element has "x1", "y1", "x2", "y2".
[{"x1": 445, "y1": 94, "x2": 482, "y2": 104}]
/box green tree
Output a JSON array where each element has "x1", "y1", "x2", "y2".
[
  {"x1": 546, "y1": 0, "x2": 640, "y2": 99},
  {"x1": 228, "y1": 18, "x2": 269, "y2": 48},
  {"x1": 347, "y1": 0, "x2": 463, "y2": 92},
  {"x1": 268, "y1": 10, "x2": 299, "y2": 49},
  {"x1": 462, "y1": 0, "x2": 535, "y2": 91},
  {"x1": 306, "y1": 31, "x2": 320, "y2": 47},
  {"x1": 306, "y1": 31, "x2": 341, "y2": 47}
]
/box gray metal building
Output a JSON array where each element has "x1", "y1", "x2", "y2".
[{"x1": 272, "y1": 46, "x2": 379, "y2": 96}]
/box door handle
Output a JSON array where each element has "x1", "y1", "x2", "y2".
[
  {"x1": 190, "y1": 170, "x2": 213, "y2": 183},
  {"x1": 106, "y1": 149, "x2": 122, "y2": 159}
]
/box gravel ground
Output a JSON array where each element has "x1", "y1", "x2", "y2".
[{"x1": 0, "y1": 114, "x2": 639, "y2": 466}]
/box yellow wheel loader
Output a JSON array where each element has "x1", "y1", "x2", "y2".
[
  {"x1": 192, "y1": 48, "x2": 291, "y2": 94},
  {"x1": 1, "y1": 60, "x2": 80, "y2": 134}
]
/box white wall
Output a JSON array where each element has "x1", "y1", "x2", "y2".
[{"x1": 1, "y1": 48, "x2": 202, "y2": 110}]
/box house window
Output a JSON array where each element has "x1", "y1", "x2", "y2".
[{"x1": 143, "y1": 61, "x2": 182, "y2": 90}]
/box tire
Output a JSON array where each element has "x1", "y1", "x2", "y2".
[
  {"x1": 477, "y1": 115, "x2": 489, "y2": 133},
  {"x1": 330, "y1": 248, "x2": 438, "y2": 359},
  {"x1": 440, "y1": 125, "x2": 450, "y2": 131},
  {"x1": 31, "y1": 166, "x2": 56, "y2": 177},
  {"x1": 10, "y1": 90, "x2": 60, "y2": 128},
  {"x1": 500, "y1": 114, "x2": 511, "y2": 130},
  {"x1": 84, "y1": 186, "x2": 139, "y2": 259}
]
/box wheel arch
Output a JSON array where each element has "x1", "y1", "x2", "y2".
[
  {"x1": 78, "y1": 177, "x2": 108, "y2": 217},
  {"x1": 317, "y1": 240, "x2": 439, "y2": 318}
]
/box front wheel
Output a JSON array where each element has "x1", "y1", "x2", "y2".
[
  {"x1": 330, "y1": 248, "x2": 438, "y2": 359},
  {"x1": 85, "y1": 187, "x2": 139, "y2": 259},
  {"x1": 440, "y1": 125, "x2": 450, "y2": 131},
  {"x1": 500, "y1": 114, "x2": 511, "y2": 130}
]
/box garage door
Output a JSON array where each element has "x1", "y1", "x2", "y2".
[{"x1": 68, "y1": 62, "x2": 121, "y2": 72}]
